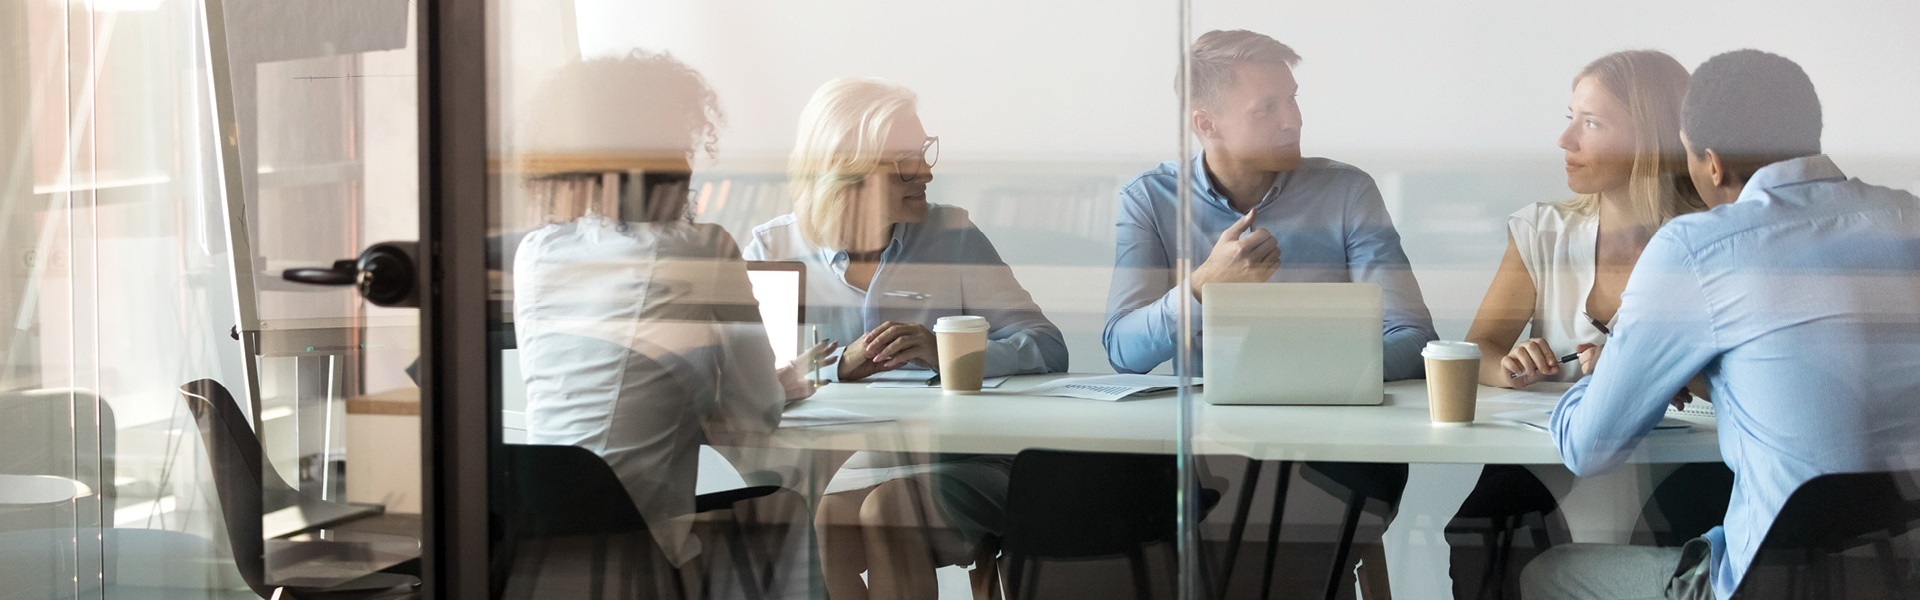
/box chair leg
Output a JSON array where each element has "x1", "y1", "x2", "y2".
[
  {"x1": 1128, "y1": 547, "x2": 1154, "y2": 600},
  {"x1": 589, "y1": 536, "x2": 609, "y2": 599},
  {"x1": 1476, "y1": 530, "x2": 1501, "y2": 600},
  {"x1": 1217, "y1": 459, "x2": 1263, "y2": 599},
  {"x1": 1324, "y1": 492, "x2": 1367, "y2": 600},
  {"x1": 1875, "y1": 539, "x2": 1905, "y2": 599},
  {"x1": 1259, "y1": 461, "x2": 1295, "y2": 600},
  {"x1": 1004, "y1": 556, "x2": 1028, "y2": 600},
  {"x1": 725, "y1": 518, "x2": 766, "y2": 600}
]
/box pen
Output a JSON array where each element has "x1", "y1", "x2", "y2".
[
  {"x1": 1508, "y1": 352, "x2": 1581, "y2": 379},
  {"x1": 809, "y1": 326, "x2": 820, "y2": 388},
  {"x1": 925, "y1": 374, "x2": 940, "y2": 387},
  {"x1": 1584, "y1": 312, "x2": 1613, "y2": 335}
]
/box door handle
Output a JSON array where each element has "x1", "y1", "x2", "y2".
[{"x1": 282, "y1": 241, "x2": 420, "y2": 308}]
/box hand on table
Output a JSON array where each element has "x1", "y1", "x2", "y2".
[
  {"x1": 777, "y1": 340, "x2": 838, "y2": 402},
  {"x1": 837, "y1": 322, "x2": 940, "y2": 380},
  {"x1": 1500, "y1": 338, "x2": 1561, "y2": 388},
  {"x1": 1191, "y1": 209, "x2": 1281, "y2": 301}
]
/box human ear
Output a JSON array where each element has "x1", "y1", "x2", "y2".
[
  {"x1": 1192, "y1": 109, "x2": 1215, "y2": 140},
  {"x1": 1704, "y1": 149, "x2": 1727, "y2": 188}
]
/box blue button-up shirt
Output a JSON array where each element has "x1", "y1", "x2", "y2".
[
  {"x1": 743, "y1": 205, "x2": 1068, "y2": 379},
  {"x1": 1551, "y1": 156, "x2": 1920, "y2": 598},
  {"x1": 1102, "y1": 153, "x2": 1437, "y2": 378}
]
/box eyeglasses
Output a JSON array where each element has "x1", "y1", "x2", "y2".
[{"x1": 892, "y1": 136, "x2": 940, "y2": 182}]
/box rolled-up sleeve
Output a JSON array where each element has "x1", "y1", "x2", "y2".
[
  {"x1": 1551, "y1": 230, "x2": 1720, "y2": 475},
  {"x1": 1343, "y1": 177, "x2": 1438, "y2": 381},
  {"x1": 1103, "y1": 185, "x2": 1191, "y2": 374}
]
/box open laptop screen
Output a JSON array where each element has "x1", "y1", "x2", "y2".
[{"x1": 746, "y1": 261, "x2": 807, "y2": 364}]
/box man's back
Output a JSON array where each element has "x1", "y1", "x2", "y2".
[{"x1": 1559, "y1": 155, "x2": 1920, "y2": 595}]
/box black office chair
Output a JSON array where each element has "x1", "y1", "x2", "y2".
[
  {"x1": 1731, "y1": 469, "x2": 1920, "y2": 599},
  {"x1": 997, "y1": 449, "x2": 1180, "y2": 600},
  {"x1": 494, "y1": 443, "x2": 787, "y2": 600},
  {"x1": 180, "y1": 379, "x2": 419, "y2": 599},
  {"x1": 1298, "y1": 462, "x2": 1558, "y2": 600},
  {"x1": 1643, "y1": 462, "x2": 1736, "y2": 547}
]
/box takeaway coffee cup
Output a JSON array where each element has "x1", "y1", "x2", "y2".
[
  {"x1": 1422, "y1": 341, "x2": 1482, "y2": 426},
  {"x1": 933, "y1": 316, "x2": 989, "y2": 394}
]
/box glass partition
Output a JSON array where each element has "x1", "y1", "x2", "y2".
[
  {"x1": 485, "y1": 1, "x2": 1199, "y2": 598},
  {"x1": 1181, "y1": 3, "x2": 1920, "y2": 599},
  {"x1": 4, "y1": 0, "x2": 425, "y2": 596}
]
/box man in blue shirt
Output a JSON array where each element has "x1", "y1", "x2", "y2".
[
  {"x1": 1524, "y1": 50, "x2": 1920, "y2": 599},
  {"x1": 1102, "y1": 29, "x2": 1436, "y2": 378}
]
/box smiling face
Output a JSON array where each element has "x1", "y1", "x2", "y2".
[
  {"x1": 853, "y1": 110, "x2": 933, "y2": 228},
  {"x1": 1558, "y1": 76, "x2": 1638, "y2": 195},
  {"x1": 1198, "y1": 62, "x2": 1304, "y2": 171}
]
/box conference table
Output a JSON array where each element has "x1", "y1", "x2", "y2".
[{"x1": 770, "y1": 374, "x2": 1721, "y2": 598}]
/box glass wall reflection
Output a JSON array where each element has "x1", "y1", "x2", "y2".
[{"x1": 488, "y1": 1, "x2": 1191, "y2": 598}]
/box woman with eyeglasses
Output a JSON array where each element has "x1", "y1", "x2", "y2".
[{"x1": 745, "y1": 76, "x2": 1066, "y2": 600}]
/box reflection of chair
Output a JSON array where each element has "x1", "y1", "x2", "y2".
[
  {"x1": 180, "y1": 379, "x2": 419, "y2": 598},
  {"x1": 1299, "y1": 462, "x2": 1557, "y2": 600},
  {"x1": 0, "y1": 388, "x2": 114, "y2": 531},
  {"x1": 999, "y1": 449, "x2": 1179, "y2": 600},
  {"x1": 1732, "y1": 470, "x2": 1920, "y2": 599},
  {"x1": 495, "y1": 443, "x2": 784, "y2": 599}
]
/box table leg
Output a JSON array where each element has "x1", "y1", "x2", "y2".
[{"x1": 1382, "y1": 463, "x2": 1483, "y2": 600}]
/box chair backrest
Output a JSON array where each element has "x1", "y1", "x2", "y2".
[
  {"x1": 0, "y1": 388, "x2": 115, "y2": 525},
  {"x1": 495, "y1": 444, "x2": 650, "y2": 539},
  {"x1": 1003, "y1": 449, "x2": 1177, "y2": 559},
  {"x1": 180, "y1": 378, "x2": 303, "y2": 597},
  {"x1": 1734, "y1": 469, "x2": 1920, "y2": 598}
]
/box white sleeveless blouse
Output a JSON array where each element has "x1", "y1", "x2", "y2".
[{"x1": 1507, "y1": 201, "x2": 1618, "y2": 382}]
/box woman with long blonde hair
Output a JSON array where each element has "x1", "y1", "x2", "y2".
[{"x1": 1466, "y1": 49, "x2": 1704, "y2": 388}]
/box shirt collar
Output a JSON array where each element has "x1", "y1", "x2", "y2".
[
  {"x1": 1190, "y1": 151, "x2": 1287, "y2": 213},
  {"x1": 824, "y1": 223, "x2": 909, "y2": 271},
  {"x1": 1738, "y1": 155, "x2": 1846, "y2": 202}
]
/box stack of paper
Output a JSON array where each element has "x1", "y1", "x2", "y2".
[
  {"x1": 1023, "y1": 374, "x2": 1191, "y2": 402},
  {"x1": 780, "y1": 407, "x2": 891, "y2": 428}
]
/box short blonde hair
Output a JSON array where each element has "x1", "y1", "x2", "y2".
[
  {"x1": 1185, "y1": 30, "x2": 1301, "y2": 109},
  {"x1": 1564, "y1": 50, "x2": 1704, "y2": 225},
  {"x1": 787, "y1": 77, "x2": 918, "y2": 248}
]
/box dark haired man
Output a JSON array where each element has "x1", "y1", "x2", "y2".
[{"x1": 1523, "y1": 49, "x2": 1920, "y2": 599}]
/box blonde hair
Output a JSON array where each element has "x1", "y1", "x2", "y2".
[
  {"x1": 788, "y1": 77, "x2": 918, "y2": 248},
  {"x1": 1184, "y1": 30, "x2": 1301, "y2": 109},
  {"x1": 1564, "y1": 50, "x2": 1704, "y2": 226}
]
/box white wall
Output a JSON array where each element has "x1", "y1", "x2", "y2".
[{"x1": 562, "y1": 0, "x2": 1920, "y2": 372}]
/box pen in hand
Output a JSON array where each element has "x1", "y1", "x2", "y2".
[{"x1": 1508, "y1": 352, "x2": 1581, "y2": 379}]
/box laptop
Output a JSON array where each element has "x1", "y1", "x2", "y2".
[
  {"x1": 1201, "y1": 283, "x2": 1384, "y2": 405},
  {"x1": 746, "y1": 261, "x2": 807, "y2": 364}
]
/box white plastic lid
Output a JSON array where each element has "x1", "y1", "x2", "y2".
[
  {"x1": 933, "y1": 315, "x2": 989, "y2": 333},
  {"x1": 1421, "y1": 340, "x2": 1481, "y2": 360}
]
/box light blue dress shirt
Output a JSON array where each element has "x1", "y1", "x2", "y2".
[
  {"x1": 1102, "y1": 153, "x2": 1438, "y2": 378},
  {"x1": 743, "y1": 204, "x2": 1068, "y2": 378},
  {"x1": 1550, "y1": 156, "x2": 1920, "y2": 598}
]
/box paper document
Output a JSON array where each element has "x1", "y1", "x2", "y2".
[
  {"x1": 780, "y1": 407, "x2": 891, "y2": 428},
  {"x1": 865, "y1": 371, "x2": 1011, "y2": 389},
  {"x1": 1024, "y1": 374, "x2": 1192, "y2": 402},
  {"x1": 1494, "y1": 408, "x2": 1691, "y2": 433}
]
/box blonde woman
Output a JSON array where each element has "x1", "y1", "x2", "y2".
[
  {"x1": 1467, "y1": 50, "x2": 1704, "y2": 389},
  {"x1": 744, "y1": 77, "x2": 1066, "y2": 600}
]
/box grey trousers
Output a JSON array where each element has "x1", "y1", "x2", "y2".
[{"x1": 1520, "y1": 538, "x2": 1714, "y2": 600}]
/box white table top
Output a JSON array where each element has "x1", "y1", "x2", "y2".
[
  {"x1": 0, "y1": 474, "x2": 94, "y2": 506},
  {"x1": 774, "y1": 375, "x2": 1722, "y2": 465}
]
